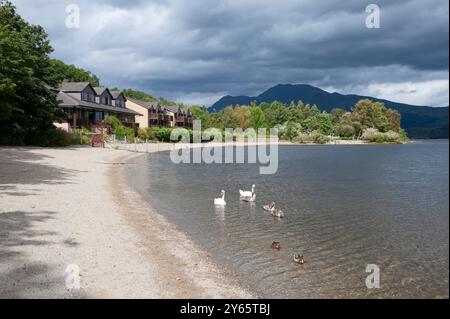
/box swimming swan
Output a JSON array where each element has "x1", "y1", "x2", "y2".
[
  {"x1": 214, "y1": 190, "x2": 226, "y2": 206},
  {"x1": 271, "y1": 209, "x2": 284, "y2": 218},
  {"x1": 263, "y1": 201, "x2": 276, "y2": 212},
  {"x1": 239, "y1": 184, "x2": 256, "y2": 202}
]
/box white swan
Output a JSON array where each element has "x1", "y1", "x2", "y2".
[
  {"x1": 214, "y1": 190, "x2": 226, "y2": 206},
  {"x1": 263, "y1": 201, "x2": 276, "y2": 212},
  {"x1": 239, "y1": 184, "x2": 255, "y2": 202}
]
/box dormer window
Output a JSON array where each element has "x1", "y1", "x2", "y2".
[
  {"x1": 82, "y1": 92, "x2": 95, "y2": 102},
  {"x1": 100, "y1": 96, "x2": 110, "y2": 105}
]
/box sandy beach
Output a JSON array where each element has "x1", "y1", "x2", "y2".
[{"x1": 0, "y1": 146, "x2": 253, "y2": 299}]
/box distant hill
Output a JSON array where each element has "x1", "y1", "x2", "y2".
[{"x1": 210, "y1": 84, "x2": 449, "y2": 139}]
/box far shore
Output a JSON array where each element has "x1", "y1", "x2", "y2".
[
  {"x1": 105, "y1": 138, "x2": 410, "y2": 154},
  {"x1": 0, "y1": 146, "x2": 254, "y2": 298}
]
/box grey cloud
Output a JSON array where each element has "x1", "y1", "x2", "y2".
[{"x1": 11, "y1": 0, "x2": 449, "y2": 106}]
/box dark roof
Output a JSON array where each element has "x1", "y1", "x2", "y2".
[
  {"x1": 57, "y1": 91, "x2": 142, "y2": 116},
  {"x1": 127, "y1": 98, "x2": 159, "y2": 109},
  {"x1": 128, "y1": 98, "x2": 183, "y2": 114},
  {"x1": 59, "y1": 82, "x2": 91, "y2": 92},
  {"x1": 111, "y1": 91, "x2": 127, "y2": 100},
  {"x1": 93, "y1": 87, "x2": 110, "y2": 96}
]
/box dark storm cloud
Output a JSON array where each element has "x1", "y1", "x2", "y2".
[{"x1": 11, "y1": 0, "x2": 449, "y2": 106}]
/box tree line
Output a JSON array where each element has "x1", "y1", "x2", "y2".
[{"x1": 188, "y1": 99, "x2": 407, "y2": 143}]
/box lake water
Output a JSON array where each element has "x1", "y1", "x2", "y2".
[{"x1": 127, "y1": 140, "x2": 449, "y2": 298}]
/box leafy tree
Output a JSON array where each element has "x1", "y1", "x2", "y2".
[
  {"x1": 235, "y1": 106, "x2": 250, "y2": 129},
  {"x1": 120, "y1": 88, "x2": 158, "y2": 102},
  {"x1": 330, "y1": 108, "x2": 346, "y2": 124},
  {"x1": 49, "y1": 59, "x2": 99, "y2": 86},
  {"x1": 0, "y1": 0, "x2": 64, "y2": 145},
  {"x1": 386, "y1": 108, "x2": 401, "y2": 132},
  {"x1": 352, "y1": 99, "x2": 389, "y2": 132},
  {"x1": 189, "y1": 105, "x2": 209, "y2": 125},
  {"x1": 248, "y1": 106, "x2": 266, "y2": 129},
  {"x1": 335, "y1": 112, "x2": 355, "y2": 137},
  {"x1": 158, "y1": 96, "x2": 177, "y2": 106},
  {"x1": 207, "y1": 113, "x2": 224, "y2": 128},
  {"x1": 258, "y1": 102, "x2": 271, "y2": 111},
  {"x1": 288, "y1": 100, "x2": 305, "y2": 123},
  {"x1": 222, "y1": 106, "x2": 237, "y2": 128},
  {"x1": 264, "y1": 101, "x2": 290, "y2": 127},
  {"x1": 302, "y1": 112, "x2": 333, "y2": 134}
]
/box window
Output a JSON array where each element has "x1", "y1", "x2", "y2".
[
  {"x1": 95, "y1": 112, "x2": 103, "y2": 121},
  {"x1": 100, "y1": 96, "x2": 109, "y2": 105},
  {"x1": 84, "y1": 92, "x2": 94, "y2": 102}
]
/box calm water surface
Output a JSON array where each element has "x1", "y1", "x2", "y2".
[{"x1": 127, "y1": 140, "x2": 449, "y2": 298}]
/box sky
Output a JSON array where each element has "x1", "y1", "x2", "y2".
[{"x1": 11, "y1": 0, "x2": 449, "y2": 107}]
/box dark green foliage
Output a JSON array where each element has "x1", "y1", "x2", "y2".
[
  {"x1": 154, "y1": 128, "x2": 173, "y2": 142},
  {"x1": 25, "y1": 128, "x2": 75, "y2": 147},
  {"x1": 120, "y1": 88, "x2": 158, "y2": 102},
  {"x1": 105, "y1": 115, "x2": 122, "y2": 130},
  {"x1": 191, "y1": 98, "x2": 407, "y2": 143},
  {"x1": 0, "y1": 1, "x2": 65, "y2": 145},
  {"x1": 48, "y1": 59, "x2": 100, "y2": 86},
  {"x1": 210, "y1": 84, "x2": 448, "y2": 139},
  {"x1": 105, "y1": 115, "x2": 135, "y2": 140}
]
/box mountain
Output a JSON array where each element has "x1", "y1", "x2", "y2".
[{"x1": 210, "y1": 84, "x2": 449, "y2": 139}]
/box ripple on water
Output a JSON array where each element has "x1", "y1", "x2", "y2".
[{"x1": 128, "y1": 143, "x2": 449, "y2": 298}]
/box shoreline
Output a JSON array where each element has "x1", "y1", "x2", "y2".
[
  {"x1": 0, "y1": 146, "x2": 253, "y2": 298},
  {"x1": 105, "y1": 139, "x2": 412, "y2": 154},
  {"x1": 109, "y1": 151, "x2": 256, "y2": 298}
]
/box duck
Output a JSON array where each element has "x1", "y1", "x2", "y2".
[
  {"x1": 271, "y1": 241, "x2": 281, "y2": 250},
  {"x1": 271, "y1": 209, "x2": 284, "y2": 218},
  {"x1": 293, "y1": 254, "x2": 305, "y2": 265},
  {"x1": 239, "y1": 184, "x2": 256, "y2": 202},
  {"x1": 214, "y1": 190, "x2": 226, "y2": 206},
  {"x1": 263, "y1": 202, "x2": 276, "y2": 212}
]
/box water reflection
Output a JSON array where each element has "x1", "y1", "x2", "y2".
[{"x1": 128, "y1": 142, "x2": 449, "y2": 298}]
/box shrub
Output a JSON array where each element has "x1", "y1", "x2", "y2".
[
  {"x1": 137, "y1": 128, "x2": 149, "y2": 140},
  {"x1": 385, "y1": 130, "x2": 401, "y2": 143},
  {"x1": 311, "y1": 131, "x2": 330, "y2": 144},
  {"x1": 292, "y1": 132, "x2": 312, "y2": 144},
  {"x1": 25, "y1": 128, "x2": 75, "y2": 147},
  {"x1": 361, "y1": 128, "x2": 380, "y2": 142},
  {"x1": 361, "y1": 128, "x2": 405, "y2": 143},
  {"x1": 284, "y1": 122, "x2": 303, "y2": 141},
  {"x1": 105, "y1": 115, "x2": 122, "y2": 130},
  {"x1": 203, "y1": 128, "x2": 222, "y2": 142},
  {"x1": 155, "y1": 128, "x2": 173, "y2": 142},
  {"x1": 80, "y1": 135, "x2": 91, "y2": 145},
  {"x1": 73, "y1": 128, "x2": 91, "y2": 145},
  {"x1": 273, "y1": 123, "x2": 287, "y2": 138},
  {"x1": 399, "y1": 129, "x2": 408, "y2": 141},
  {"x1": 336, "y1": 124, "x2": 355, "y2": 138},
  {"x1": 0, "y1": 128, "x2": 26, "y2": 146},
  {"x1": 114, "y1": 126, "x2": 125, "y2": 139},
  {"x1": 146, "y1": 128, "x2": 158, "y2": 141},
  {"x1": 124, "y1": 127, "x2": 136, "y2": 141}
]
